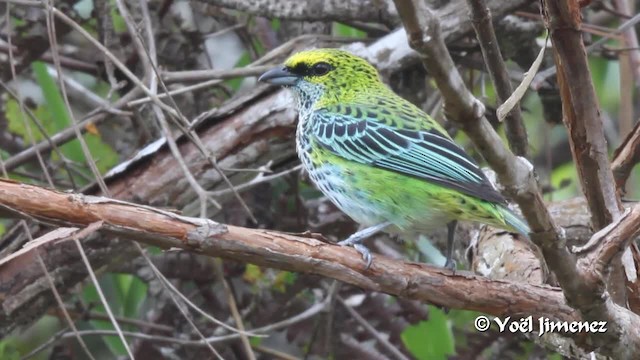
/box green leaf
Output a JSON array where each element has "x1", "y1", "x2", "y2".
[
  {"x1": 270, "y1": 18, "x2": 281, "y2": 31},
  {"x1": 122, "y1": 275, "x2": 148, "y2": 319},
  {"x1": 32, "y1": 61, "x2": 84, "y2": 164},
  {"x1": 401, "y1": 306, "x2": 455, "y2": 360},
  {"x1": 30, "y1": 62, "x2": 119, "y2": 176},
  {"x1": 332, "y1": 22, "x2": 366, "y2": 38},
  {"x1": 109, "y1": 0, "x2": 127, "y2": 33},
  {"x1": 0, "y1": 338, "x2": 20, "y2": 360}
]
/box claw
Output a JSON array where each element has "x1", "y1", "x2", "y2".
[
  {"x1": 354, "y1": 244, "x2": 373, "y2": 269},
  {"x1": 337, "y1": 222, "x2": 391, "y2": 269},
  {"x1": 444, "y1": 258, "x2": 457, "y2": 275}
]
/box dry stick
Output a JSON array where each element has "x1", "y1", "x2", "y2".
[
  {"x1": 118, "y1": 2, "x2": 229, "y2": 356},
  {"x1": 44, "y1": 3, "x2": 133, "y2": 355},
  {"x1": 32, "y1": 229, "x2": 96, "y2": 360},
  {"x1": 208, "y1": 164, "x2": 302, "y2": 197},
  {"x1": 496, "y1": 38, "x2": 547, "y2": 124},
  {"x1": 466, "y1": 0, "x2": 529, "y2": 157},
  {"x1": 162, "y1": 65, "x2": 273, "y2": 83},
  {"x1": 137, "y1": 244, "x2": 223, "y2": 359},
  {"x1": 131, "y1": 0, "x2": 257, "y2": 222},
  {"x1": 36, "y1": 252, "x2": 96, "y2": 360},
  {"x1": 546, "y1": 0, "x2": 639, "y2": 357},
  {"x1": 613, "y1": 0, "x2": 640, "y2": 89},
  {"x1": 252, "y1": 345, "x2": 300, "y2": 360},
  {"x1": 197, "y1": 0, "x2": 400, "y2": 28},
  {"x1": 612, "y1": 122, "x2": 640, "y2": 192},
  {"x1": 543, "y1": 1, "x2": 623, "y2": 229},
  {"x1": 43, "y1": 0, "x2": 110, "y2": 196},
  {"x1": 340, "y1": 334, "x2": 391, "y2": 360},
  {"x1": 21, "y1": 328, "x2": 69, "y2": 360},
  {"x1": 58, "y1": 307, "x2": 173, "y2": 333},
  {"x1": 337, "y1": 297, "x2": 410, "y2": 360},
  {"x1": 73, "y1": 228, "x2": 135, "y2": 359},
  {"x1": 133, "y1": 246, "x2": 258, "y2": 336},
  {"x1": 213, "y1": 258, "x2": 257, "y2": 360},
  {"x1": 614, "y1": 0, "x2": 636, "y2": 141},
  {"x1": 24, "y1": 296, "x2": 332, "y2": 359},
  {"x1": 45, "y1": 65, "x2": 128, "y2": 114}
]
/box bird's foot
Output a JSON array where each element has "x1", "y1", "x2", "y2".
[
  {"x1": 337, "y1": 222, "x2": 391, "y2": 270},
  {"x1": 444, "y1": 258, "x2": 457, "y2": 275},
  {"x1": 338, "y1": 239, "x2": 373, "y2": 269}
]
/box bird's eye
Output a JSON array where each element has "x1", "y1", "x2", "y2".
[{"x1": 311, "y1": 62, "x2": 333, "y2": 76}]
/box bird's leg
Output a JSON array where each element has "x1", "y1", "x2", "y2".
[
  {"x1": 338, "y1": 222, "x2": 392, "y2": 269},
  {"x1": 444, "y1": 220, "x2": 457, "y2": 272}
]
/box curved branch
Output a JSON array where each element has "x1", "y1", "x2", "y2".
[{"x1": 0, "y1": 179, "x2": 578, "y2": 323}]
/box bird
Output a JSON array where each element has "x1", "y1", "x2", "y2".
[{"x1": 258, "y1": 48, "x2": 530, "y2": 270}]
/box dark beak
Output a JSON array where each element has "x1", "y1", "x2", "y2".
[{"x1": 258, "y1": 67, "x2": 299, "y2": 86}]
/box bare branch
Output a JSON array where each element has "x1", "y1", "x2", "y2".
[
  {"x1": 612, "y1": 122, "x2": 640, "y2": 193},
  {"x1": 0, "y1": 179, "x2": 579, "y2": 323},
  {"x1": 542, "y1": 0, "x2": 622, "y2": 230},
  {"x1": 466, "y1": 0, "x2": 529, "y2": 157}
]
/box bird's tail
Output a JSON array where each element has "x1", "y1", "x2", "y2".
[{"x1": 499, "y1": 205, "x2": 530, "y2": 239}]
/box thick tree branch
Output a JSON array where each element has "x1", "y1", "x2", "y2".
[
  {"x1": 542, "y1": 0, "x2": 634, "y2": 317},
  {"x1": 0, "y1": 179, "x2": 579, "y2": 323},
  {"x1": 542, "y1": 0, "x2": 623, "y2": 230}
]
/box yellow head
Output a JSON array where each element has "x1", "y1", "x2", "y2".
[{"x1": 259, "y1": 49, "x2": 384, "y2": 110}]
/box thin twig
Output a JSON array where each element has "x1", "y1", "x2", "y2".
[
  {"x1": 43, "y1": 0, "x2": 110, "y2": 195},
  {"x1": 35, "y1": 241, "x2": 96, "y2": 360},
  {"x1": 213, "y1": 258, "x2": 257, "y2": 360},
  {"x1": 162, "y1": 65, "x2": 273, "y2": 83},
  {"x1": 208, "y1": 164, "x2": 302, "y2": 197},
  {"x1": 338, "y1": 296, "x2": 410, "y2": 360},
  {"x1": 466, "y1": 0, "x2": 529, "y2": 157},
  {"x1": 73, "y1": 234, "x2": 135, "y2": 358}
]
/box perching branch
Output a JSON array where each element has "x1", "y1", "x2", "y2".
[{"x1": 0, "y1": 179, "x2": 579, "y2": 323}]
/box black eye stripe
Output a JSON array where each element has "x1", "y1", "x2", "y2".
[{"x1": 287, "y1": 62, "x2": 334, "y2": 77}]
